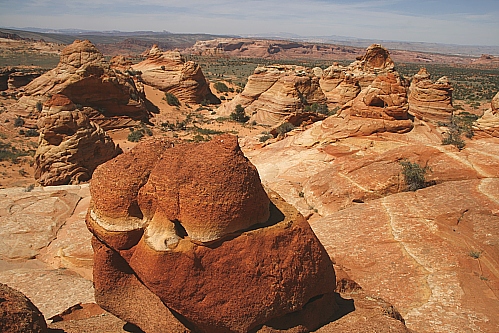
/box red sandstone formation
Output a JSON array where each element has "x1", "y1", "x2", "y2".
[
  {"x1": 11, "y1": 40, "x2": 150, "y2": 129},
  {"x1": 408, "y1": 67, "x2": 454, "y2": 123},
  {"x1": 0, "y1": 283, "x2": 47, "y2": 333},
  {"x1": 87, "y1": 134, "x2": 338, "y2": 332},
  {"x1": 34, "y1": 94, "x2": 122, "y2": 186},
  {"x1": 132, "y1": 46, "x2": 219, "y2": 104}
]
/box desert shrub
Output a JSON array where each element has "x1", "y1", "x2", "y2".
[
  {"x1": 14, "y1": 116, "x2": 24, "y2": 127},
  {"x1": 259, "y1": 133, "x2": 273, "y2": 142},
  {"x1": 214, "y1": 81, "x2": 229, "y2": 93},
  {"x1": 400, "y1": 160, "x2": 431, "y2": 191},
  {"x1": 24, "y1": 129, "x2": 39, "y2": 137},
  {"x1": 275, "y1": 122, "x2": 295, "y2": 135},
  {"x1": 219, "y1": 95, "x2": 226, "y2": 100},
  {"x1": 230, "y1": 104, "x2": 249, "y2": 123},
  {"x1": 35, "y1": 101, "x2": 43, "y2": 112},
  {"x1": 127, "y1": 129, "x2": 144, "y2": 142},
  {"x1": 164, "y1": 93, "x2": 180, "y2": 106},
  {"x1": 441, "y1": 113, "x2": 478, "y2": 150},
  {"x1": 0, "y1": 141, "x2": 32, "y2": 163}
]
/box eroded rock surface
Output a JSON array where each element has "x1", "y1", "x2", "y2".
[
  {"x1": 132, "y1": 46, "x2": 219, "y2": 104},
  {"x1": 87, "y1": 134, "x2": 338, "y2": 333},
  {"x1": 217, "y1": 65, "x2": 326, "y2": 126},
  {"x1": 34, "y1": 96, "x2": 122, "y2": 186},
  {"x1": 475, "y1": 91, "x2": 499, "y2": 138},
  {"x1": 408, "y1": 68, "x2": 454, "y2": 123},
  {"x1": 11, "y1": 40, "x2": 150, "y2": 129}
]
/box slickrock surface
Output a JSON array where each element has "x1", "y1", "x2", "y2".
[
  {"x1": 0, "y1": 283, "x2": 47, "y2": 333},
  {"x1": 245, "y1": 118, "x2": 499, "y2": 333},
  {"x1": 408, "y1": 68, "x2": 454, "y2": 123},
  {"x1": 34, "y1": 96, "x2": 122, "y2": 186},
  {"x1": 0, "y1": 185, "x2": 95, "y2": 319},
  {"x1": 310, "y1": 179, "x2": 499, "y2": 333},
  {"x1": 132, "y1": 46, "x2": 219, "y2": 104},
  {"x1": 217, "y1": 65, "x2": 326, "y2": 126},
  {"x1": 11, "y1": 40, "x2": 150, "y2": 129},
  {"x1": 87, "y1": 134, "x2": 339, "y2": 333},
  {"x1": 475, "y1": 91, "x2": 499, "y2": 138}
]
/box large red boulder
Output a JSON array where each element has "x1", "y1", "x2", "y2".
[{"x1": 87, "y1": 134, "x2": 338, "y2": 332}]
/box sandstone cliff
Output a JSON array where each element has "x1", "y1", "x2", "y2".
[
  {"x1": 474, "y1": 91, "x2": 499, "y2": 138},
  {"x1": 132, "y1": 46, "x2": 219, "y2": 104},
  {"x1": 11, "y1": 40, "x2": 150, "y2": 130}
]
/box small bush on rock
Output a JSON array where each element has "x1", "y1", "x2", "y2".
[
  {"x1": 400, "y1": 160, "x2": 431, "y2": 191},
  {"x1": 230, "y1": 104, "x2": 249, "y2": 123},
  {"x1": 164, "y1": 93, "x2": 180, "y2": 107}
]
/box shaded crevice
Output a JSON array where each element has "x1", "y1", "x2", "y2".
[{"x1": 172, "y1": 219, "x2": 188, "y2": 239}]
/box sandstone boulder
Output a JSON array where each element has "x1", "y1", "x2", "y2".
[
  {"x1": 217, "y1": 65, "x2": 327, "y2": 126},
  {"x1": 408, "y1": 68, "x2": 454, "y2": 123},
  {"x1": 0, "y1": 283, "x2": 47, "y2": 333},
  {"x1": 87, "y1": 134, "x2": 338, "y2": 333},
  {"x1": 132, "y1": 46, "x2": 219, "y2": 104},
  {"x1": 12, "y1": 40, "x2": 150, "y2": 129},
  {"x1": 34, "y1": 96, "x2": 122, "y2": 186}
]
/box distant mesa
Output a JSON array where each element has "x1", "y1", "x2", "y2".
[
  {"x1": 132, "y1": 45, "x2": 220, "y2": 104},
  {"x1": 87, "y1": 134, "x2": 339, "y2": 332},
  {"x1": 11, "y1": 39, "x2": 150, "y2": 130}
]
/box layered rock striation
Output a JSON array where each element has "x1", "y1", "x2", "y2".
[
  {"x1": 408, "y1": 67, "x2": 454, "y2": 123},
  {"x1": 217, "y1": 65, "x2": 326, "y2": 126},
  {"x1": 34, "y1": 94, "x2": 122, "y2": 186},
  {"x1": 132, "y1": 46, "x2": 219, "y2": 104},
  {"x1": 87, "y1": 134, "x2": 338, "y2": 333},
  {"x1": 12, "y1": 40, "x2": 150, "y2": 129}
]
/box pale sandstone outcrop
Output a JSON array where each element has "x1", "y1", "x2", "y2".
[
  {"x1": 87, "y1": 134, "x2": 338, "y2": 333},
  {"x1": 34, "y1": 95, "x2": 122, "y2": 186},
  {"x1": 318, "y1": 73, "x2": 413, "y2": 139},
  {"x1": 217, "y1": 65, "x2": 326, "y2": 126},
  {"x1": 474, "y1": 91, "x2": 499, "y2": 138},
  {"x1": 408, "y1": 67, "x2": 454, "y2": 123},
  {"x1": 11, "y1": 40, "x2": 149, "y2": 129},
  {"x1": 132, "y1": 46, "x2": 219, "y2": 104}
]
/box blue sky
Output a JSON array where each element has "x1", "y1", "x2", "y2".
[{"x1": 1, "y1": 0, "x2": 498, "y2": 46}]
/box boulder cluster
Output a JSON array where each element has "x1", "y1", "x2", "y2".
[{"x1": 86, "y1": 134, "x2": 338, "y2": 332}]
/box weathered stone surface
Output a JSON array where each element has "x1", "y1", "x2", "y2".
[
  {"x1": 408, "y1": 68, "x2": 454, "y2": 123},
  {"x1": 318, "y1": 73, "x2": 413, "y2": 139},
  {"x1": 0, "y1": 186, "x2": 82, "y2": 260},
  {"x1": 0, "y1": 283, "x2": 47, "y2": 333},
  {"x1": 474, "y1": 92, "x2": 499, "y2": 138},
  {"x1": 132, "y1": 46, "x2": 219, "y2": 104},
  {"x1": 309, "y1": 179, "x2": 499, "y2": 333},
  {"x1": 34, "y1": 101, "x2": 122, "y2": 186},
  {"x1": 217, "y1": 65, "x2": 326, "y2": 126},
  {"x1": 0, "y1": 268, "x2": 94, "y2": 319},
  {"x1": 87, "y1": 134, "x2": 338, "y2": 332},
  {"x1": 7, "y1": 72, "x2": 41, "y2": 90},
  {"x1": 11, "y1": 40, "x2": 150, "y2": 129}
]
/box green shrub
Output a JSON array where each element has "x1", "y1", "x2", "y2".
[
  {"x1": 400, "y1": 160, "x2": 431, "y2": 191},
  {"x1": 214, "y1": 81, "x2": 229, "y2": 93},
  {"x1": 164, "y1": 93, "x2": 180, "y2": 106},
  {"x1": 127, "y1": 129, "x2": 144, "y2": 142},
  {"x1": 259, "y1": 133, "x2": 273, "y2": 142},
  {"x1": 14, "y1": 116, "x2": 24, "y2": 127},
  {"x1": 24, "y1": 129, "x2": 39, "y2": 137},
  {"x1": 35, "y1": 101, "x2": 43, "y2": 112},
  {"x1": 230, "y1": 104, "x2": 249, "y2": 123},
  {"x1": 275, "y1": 122, "x2": 295, "y2": 135}
]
